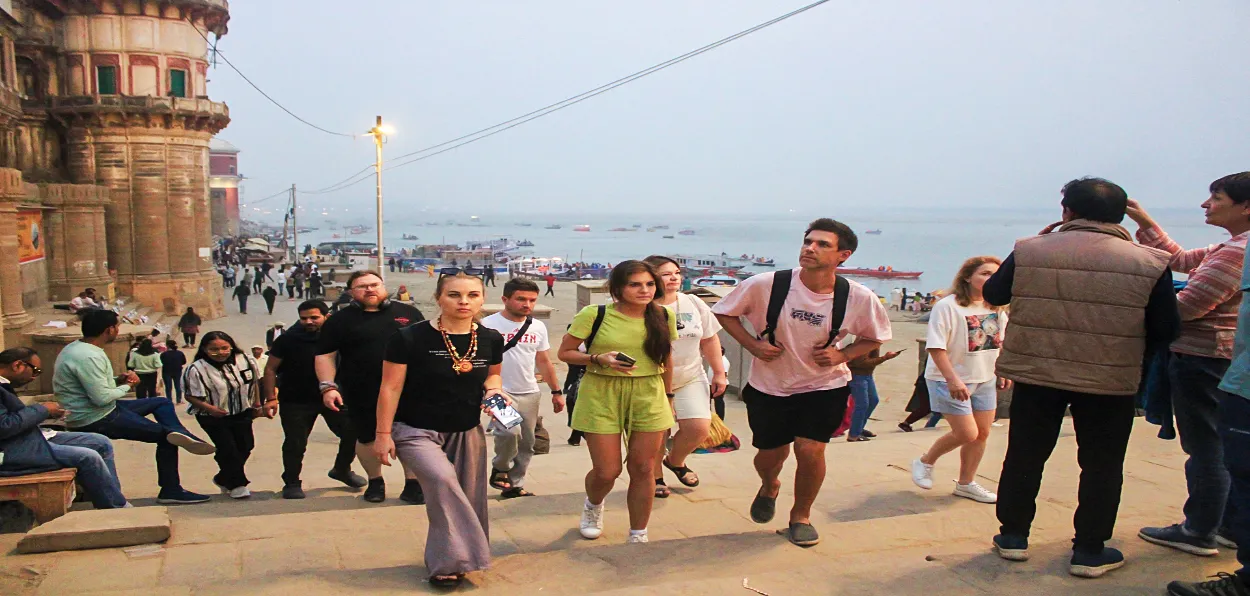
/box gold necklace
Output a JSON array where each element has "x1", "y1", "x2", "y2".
[{"x1": 438, "y1": 316, "x2": 478, "y2": 374}]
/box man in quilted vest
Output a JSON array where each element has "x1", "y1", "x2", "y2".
[{"x1": 983, "y1": 177, "x2": 1180, "y2": 578}]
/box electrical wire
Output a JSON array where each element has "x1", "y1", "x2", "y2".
[
  {"x1": 241, "y1": 188, "x2": 292, "y2": 207},
  {"x1": 305, "y1": 0, "x2": 834, "y2": 194},
  {"x1": 299, "y1": 163, "x2": 377, "y2": 195},
  {"x1": 186, "y1": 18, "x2": 357, "y2": 138}
]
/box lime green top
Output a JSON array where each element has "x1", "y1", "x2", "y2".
[{"x1": 570, "y1": 304, "x2": 678, "y2": 377}]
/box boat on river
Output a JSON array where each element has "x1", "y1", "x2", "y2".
[
  {"x1": 574, "y1": 225, "x2": 591, "y2": 232},
  {"x1": 694, "y1": 275, "x2": 739, "y2": 288},
  {"x1": 836, "y1": 267, "x2": 921, "y2": 279}
]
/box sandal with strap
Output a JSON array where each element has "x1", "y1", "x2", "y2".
[
  {"x1": 429, "y1": 573, "x2": 465, "y2": 588},
  {"x1": 500, "y1": 487, "x2": 535, "y2": 499},
  {"x1": 654, "y1": 478, "x2": 670, "y2": 499},
  {"x1": 663, "y1": 457, "x2": 700, "y2": 487},
  {"x1": 489, "y1": 468, "x2": 511, "y2": 491}
]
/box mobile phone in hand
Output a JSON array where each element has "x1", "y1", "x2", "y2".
[
  {"x1": 483, "y1": 393, "x2": 523, "y2": 429},
  {"x1": 614, "y1": 353, "x2": 637, "y2": 366}
]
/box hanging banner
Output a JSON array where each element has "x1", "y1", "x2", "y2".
[{"x1": 16, "y1": 209, "x2": 44, "y2": 264}]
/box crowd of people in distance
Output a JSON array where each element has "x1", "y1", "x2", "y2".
[{"x1": 4, "y1": 173, "x2": 1250, "y2": 596}]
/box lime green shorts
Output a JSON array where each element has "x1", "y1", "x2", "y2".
[{"x1": 571, "y1": 373, "x2": 674, "y2": 435}]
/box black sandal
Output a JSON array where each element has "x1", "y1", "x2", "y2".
[
  {"x1": 500, "y1": 487, "x2": 535, "y2": 499},
  {"x1": 663, "y1": 457, "x2": 700, "y2": 487},
  {"x1": 654, "y1": 478, "x2": 670, "y2": 498},
  {"x1": 429, "y1": 574, "x2": 465, "y2": 588},
  {"x1": 489, "y1": 468, "x2": 511, "y2": 491}
]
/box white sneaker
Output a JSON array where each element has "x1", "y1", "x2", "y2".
[
  {"x1": 228, "y1": 486, "x2": 251, "y2": 499},
  {"x1": 911, "y1": 457, "x2": 934, "y2": 490},
  {"x1": 627, "y1": 531, "x2": 649, "y2": 544},
  {"x1": 579, "y1": 499, "x2": 604, "y2": 540},
  {"x1": 953, "y1": 481, "x2": 996, "y2": 503}
]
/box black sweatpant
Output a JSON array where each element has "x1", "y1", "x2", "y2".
[
  {"x1": 279, "y1": 401, "x2": 358, "y2": 485},
  {"x1": 135, "y1": 372, "x2": 159, "y2": 399},
  {"x1": 996, "y1": 382, "x2": 1135, "y2": 551},
  {"x1": 196, "y1": 412, "x2": 255, "y2": 490}
]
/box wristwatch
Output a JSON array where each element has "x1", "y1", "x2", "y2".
[
  {"x1": 551, "y1": 390, "x2": 563, "y2": 396},
  {"x1": 318, "y1": 381, "x2": 339, "y2": 394}
]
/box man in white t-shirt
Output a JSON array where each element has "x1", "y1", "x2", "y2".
[
  {"x1": 480, "y1": 278, "x2": 564, "y2": 498},
  {"x1": 714, "y1": 218, "x2": 892, "y2": 547}
]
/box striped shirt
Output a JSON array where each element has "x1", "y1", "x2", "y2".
[
  {"x1": 1137, "y1": 225, "x2": 1247, "y2": 359},
  {"x1": 183, "y1": 353, "x2": 260, "y2": 416}
]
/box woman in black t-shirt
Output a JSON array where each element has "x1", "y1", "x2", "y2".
[{"x1": 374, "y1": 272, "x2": 505, "y2": 588}]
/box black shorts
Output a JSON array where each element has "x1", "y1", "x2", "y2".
[{"x1": 742, "y1": 384, "x2": 851, "y2": 450}]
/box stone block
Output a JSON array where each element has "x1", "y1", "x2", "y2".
[{"x1": 16, "y1": 506, "x2": 170, "y2": 554}]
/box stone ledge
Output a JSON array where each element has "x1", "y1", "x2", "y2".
[{"x1": 17, "y1": 506, "x2": 170, "y2": 554}]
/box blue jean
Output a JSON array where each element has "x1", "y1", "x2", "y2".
[
  {"x1": 164, "y1": 371, "x2": 183, "y2": 404},
  {"x1": 1220, "y1": 393, "x2": 1250, "y2": 578},
  {"x1": 1170, "y1": 353, "x2": 1236, "y2": 538},
  {"x1": 77, "y1": 398, "x2": 195, "y2": 491},
  {"x1": 848, "y1": 375, "x2": 879, "y2": 437},
  {"x1": 47, "y1": 432, "x2": 127, "y2": 508}
]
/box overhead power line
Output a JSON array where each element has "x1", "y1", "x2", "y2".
[
  {"x1": 301, "y1": 0, "x2": 835, "y2": 196},
  {"x1": 299, "y1": 164, "x2": 377, "y2": 195},
  {"x1": 242, "y1": 188, "x2": 293, "y2": 207},
  {"x1": 186, "y1": 18, "x2": 356, "y2": 138}
]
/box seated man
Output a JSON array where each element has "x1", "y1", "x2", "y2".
[
  {"x1": 54, "y1": 310, "x2": 216, "y2": 505},
  {"x1": 69, "y1": 292, "x2": 100, "y2": 314},
  {"x1": 0, "y1": 348, "x2": 128, "y2": 509}
]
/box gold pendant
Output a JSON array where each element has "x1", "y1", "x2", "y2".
[{"x1": 454, "y1": 360, "x2": 474, "y2": 374}]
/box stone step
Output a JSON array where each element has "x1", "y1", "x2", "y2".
[{"x1": 16, "y1": 507, "x2": 170, "y2": 554}]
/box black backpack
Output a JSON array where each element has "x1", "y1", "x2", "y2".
[
  {"x1": 563, "y1": 306, "x2": 608, "y2": 390},
  {"x1": 759, "y1": 269, "x2": 850, "y2": 349}
]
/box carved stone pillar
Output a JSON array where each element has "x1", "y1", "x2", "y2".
[
  {"x1": 42, "y1": 183, "x2": 113, "y2": 301},
  {"x1": 0, "y1": 167, "x2": 34, "y2": 347}
]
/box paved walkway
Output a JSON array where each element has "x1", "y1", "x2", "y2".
[{"x1": 0, "y1": 278, "x2": 1231, "y2": 594}]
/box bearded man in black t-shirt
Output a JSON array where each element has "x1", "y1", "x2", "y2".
[{"x1": 315, "y1": 271, "x2": 426, "y2": 504}]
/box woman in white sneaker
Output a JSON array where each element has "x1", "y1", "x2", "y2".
[
  {"x1": 183, "y1": 331, "x2": 262, "y2": 499},
  {"x1": 911, "y1": 256, "x2": 1010, "y2": 503},
  {"x1": 643, "y1": 256, "x2": 728, "y2": 496}
]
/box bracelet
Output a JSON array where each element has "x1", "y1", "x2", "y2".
[
  {"x1": 376, "y1": 431, "x2": 391, "y2": 434},
  {"x1": 666, "y1": 393, "x2": 676, "y2": 399},
  {"x1": 551, "y1": 390, "x2": 563, "y2": 395},
  {"x1": 590, "y1": 354, "x2": 600, "y2": 366}
]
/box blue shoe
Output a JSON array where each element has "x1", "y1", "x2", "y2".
[
  {"x1": 1217, "y1": 528, "x2": 1239, "y2": 550},
  {"x1": 156, "y1": 488, "x2": 211, "y2": 505},
  {"x1": 1167, "y1": 572, "x2": 1250, "y2": 596},
  {"x1": 1069, "y1": 546, "x2": 1125, "y2": 578},
  {"x1": 1139, "y1": 524, "x2": 1219, "y2": 556},
  {"x1": 993, "y1": 533, "x2": 1029, "y2": 561}
]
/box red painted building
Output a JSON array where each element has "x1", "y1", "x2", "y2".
[{"x1": 209, "y1": 138, "x2": 241, "y2": 236}]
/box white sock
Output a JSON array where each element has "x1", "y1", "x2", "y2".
[
  {"x1": 585, "y1": 497, "x2": 602, "y2": 510},
  {"x1": 629, "y1": 528, "x2": 647, "y2": 537}
]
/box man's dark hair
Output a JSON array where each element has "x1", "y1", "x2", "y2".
[
  {"x1": 346, "y1": 270, "x2": 383, "y2": 289},
  {"x1": 503, "y1": 278, "x2": 540, "y2": 297},
  {"x1": 1211, "y1": 172, "x2": 1250, "y2": 205},
  {"x1": 0, "y1": 347, "x2": 37, "y2": 365},
  {"x1": 297, "y1": 299, "x2": 329, "y2": 314},
  {"x1": 805, "y1": 218, "x2": 858, "y2": 252},
  {"x1": 1060, "y1": 177, "x2": 1128, "y2": 223},
  {"x1": 81, "y1": 309, "x2": 120, "y2": 338}
]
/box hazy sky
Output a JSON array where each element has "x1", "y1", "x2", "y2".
[{"x1": 215, "y1": 0, "x2": 1250, "y2": 219}]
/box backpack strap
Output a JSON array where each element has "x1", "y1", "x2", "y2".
[
  {"x1": 761, "y1": 270, "x2": 793, "y2": 346},
  {"x1": 584, "y1": 305, "x2": 607, "y2": 350},
  {"x1": 822, "y1": 275, "x2": 850, "y2": 349},
  {"x1": 501, "y1": 316, "x2": 533, "y2": 353}
]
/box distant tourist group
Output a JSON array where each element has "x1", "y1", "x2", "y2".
[{"x1": 3, "y1": 173, "x2": 1250, "y2": 595}]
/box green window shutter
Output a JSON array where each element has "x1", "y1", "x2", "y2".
[
  {"x1": 169, "y1": 69, "x2": 186, "y2": 98},
  {"x1": 96, "y1": 66, "x2": 116, "y2": 95}
]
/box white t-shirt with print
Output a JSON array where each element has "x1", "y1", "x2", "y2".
[
  {"x1": 924, "y1": 294, "x2": 1007, "y2": 385},
  {"x1": 480, "y1": 312, "x2": 551, "y2": 395},
  {"x1": 662, "y1": 292, "x2": 723, "y2": 388},
  {"x1": 712, "y1": 268, "x2": 893, "y2": 395}
]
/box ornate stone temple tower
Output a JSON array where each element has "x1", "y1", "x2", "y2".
[{"x1": 35, "y1": 0, "x2": 231, "y2": 317}]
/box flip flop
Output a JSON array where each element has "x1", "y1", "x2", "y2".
[
  {"x1": 776, "y1": 522, "x2": 820, "y2": 547},
  {"x1": 500, "y1": 487, "x2": 535, "y2": 499},
  {"x1": 429, "y1": 574, "x2": 465, "y2": 588},
  {"x1": 663, "y1": 457, "x2": 700, "y2": 487},
  {"x1": 489, "y1": 468, "x2": 511, "y2": 491},
  {"x1": 750, "y1": 490, "x2": 776, "y2": 524}
]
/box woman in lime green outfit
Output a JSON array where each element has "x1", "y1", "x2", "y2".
[{"x1": 558, "y1": 260, "x2": 676, "y2": 544}]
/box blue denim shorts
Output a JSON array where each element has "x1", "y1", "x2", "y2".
[{"x1": 927, "y1": 379, "x2": 998, "y2": 415}]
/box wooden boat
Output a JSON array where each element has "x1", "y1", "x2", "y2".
[
  {"x1": 574, "y1": 225, "x2": 591, "y2": 232},
  {"x1": 694, "y1": 275, "x2": 739, "y2": 288}
]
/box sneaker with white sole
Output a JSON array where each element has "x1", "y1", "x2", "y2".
[
  {"x1": 228, "y1": 486, "x2": 251, "y2": 499},
  {"x1": 911, "y1": 457, "x2": 934, "y2": 489},
  {"x1": 580, "y1": 499, "x2": 604, "y2": 540},
  {"x1": 953, "y1": 481, "x2": 997, "y2": 503},
  {"x1": 166, "y1": 431, "x2": 215, "y2": 455},
  {"x1": 627, "y1": 531, "x2": 649, "y2": 544}
]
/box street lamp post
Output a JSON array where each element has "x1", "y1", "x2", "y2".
[{"x1": 368, "y1": 115, "x2": 391, "y2": 279}]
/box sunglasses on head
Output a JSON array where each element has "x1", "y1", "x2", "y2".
[{"x1": 437, "y1": 267, "x2": 485, "y2": 278}]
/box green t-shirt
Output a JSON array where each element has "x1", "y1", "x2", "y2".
[{"x1": 570, "y1": 304, "x2": 678, "y2": 377}]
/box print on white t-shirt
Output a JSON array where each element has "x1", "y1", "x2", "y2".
[
  {"x1": 480, "y1": 312, "x2": 550, "y2": 394},
  {"x1": 663, "y1": 293, "x2": 722, "y2": 388}
]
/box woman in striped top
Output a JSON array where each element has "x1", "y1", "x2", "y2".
[
  {"x1": 184, "y1": 331, "x2": 262, "y2": 499},
  {"x1": 1127, "y1": 173, "x2": 1250, "y2": 556}
]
